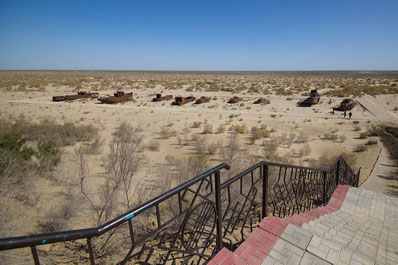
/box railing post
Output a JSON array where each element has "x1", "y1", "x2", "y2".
[
  {"x1": 87, "y1": 237, "x2": 95, "y2": 265},
  {"x1": 336, "y1": 159, "x2": 340, "y2": 186},
  {"x1": 214, "y1": 170, "x2": 223, "y2": 251},
  {"x1": 323, "y1": 171, "x2": 328, "y2": 204},
  {"x1": 262, "y1": 164, "x2": 269, "y2": 219},
  {"x1": 356, "y1": 168, "x2": 361, "y2": 187},
  {"x1": 31, "y1": 246, "x2": 40, "y2": 265}
]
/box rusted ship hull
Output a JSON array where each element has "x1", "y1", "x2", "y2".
[
  {"x1": 98, "y1": 92, "x2": 133, "y2": 104},
  {"x1": 302, "y1": 89, "x2": 320, "y2": 105},
  {"x1": 228, "y1": 97, "x2": 243, "y2": 103},
  {"x1": 195, "y1": 97, "x2": 211, "y2": 104},
  {"x1": 340, "y1": 99, "x2": 357, "y2": 111},
  {"x1": 152, "y1": 94, "x2": 173, "y2": 102},
  {"x1": 52, "y1": 92, "x2": 99, "y2": 102},
  {"x1": 172, "y1": 96, "x2": 196, "y2": 106},
  {"x1": 303, "y1": 97, "x2": 320, "y2": 105}
]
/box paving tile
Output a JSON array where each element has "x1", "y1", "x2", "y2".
[
  {"x1": 261, "y1": 239, "x2": 304, "y2": 265},
  {"x1": 211, "y1": 186, "x2": 398, "y2": 265},
  {"x1": 280, "y1": 224, "x2": 313, "y2": 250},
  {"x1": 299, "y1": 252, "x2": 332, "y2": 265}
]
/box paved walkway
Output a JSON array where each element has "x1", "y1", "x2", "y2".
[
  {"x1": 209, "y1": 185, "x2": 398, "y2": 265},
  {"x1": 361, "y1": 148, "x2": 398, "y2": 197}
]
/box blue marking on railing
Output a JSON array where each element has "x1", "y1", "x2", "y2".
[
  {"x1": 125, "y1": 213, "x2": 135, "y2": 220},
  {"x1": 41, "y1": 240, "x2": 47, "y2": 244}
]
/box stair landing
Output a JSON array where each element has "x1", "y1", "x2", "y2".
[{"x1": 209, "y1": 185, "x2": 398, "y2": 265}]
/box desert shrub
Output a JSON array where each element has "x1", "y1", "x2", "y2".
[
  {"x1": 194, "y1": 136, "x2": 206, "y2": 154},
  {"x1": 232, "y1": 124, "x2": 246, "y2": 134},
  {"x1": 147, "y1": 140, "x2": 160, "y2": 151},
  {"x1": 301, "y1": 144, "x2": 311, "y2": 156},
  {"x1": 338, "y1": 135, "x2": 347, "y2": 142},
  {"x1": 366, "y1": 139, "x2": 378, "y2": 145},
  {"x1": 36, "y1": 140, "x2": 61, "y2": 171},
  {"x1": 202, "y1": 124, "x2": 213, "y2": 134},
  {"x1": 296, "y1": 131, "x2": 309, "y2": 143},
  {"x1": 217, "y1": 126, "x2": 226, "y2": 134},
  {"x1": 324, "y1": 133, "x2": 338, "y2": 141},
  {"x1": 353, "y1": 126, "x2": 361, "y2": 131},
  {"x1": 192, "y1": 121, "x2": 202, "y2": 128},
  {"x1": 311, "y1": 151, "x2": 357, "y2": 169},
  {"x1": 0, "y1": 130, "x2": 35, "y2": 163},
  {"x1": 28, "y1": 121, "x2": 97, "y2": 147},
  {"x1": 251, "y1": 126, "x2": 270, "y2": 140},
  {"x1": 355, "y1": 144, "x2": 368, "y2": 152},
  {"x1": 359, "y1": 132, "x2": 368, "y2": 139},
  {"x1": 159, "y1": 126, "x2": 174, "y2": 139},
  {"x1": 207, "y1": 142, "x2": 219, "y2": 155}
]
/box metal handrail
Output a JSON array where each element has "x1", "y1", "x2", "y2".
[
  {"x1": 0, "y1": 163, "x2": 230, "y2": 250},
  {"x1": 0, "y1": 157, "x2": 358, "y2": 265}
]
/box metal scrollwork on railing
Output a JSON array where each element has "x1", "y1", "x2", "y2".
[{"x1": 0, "y1": 157, "x2": 359, "y2": 265}]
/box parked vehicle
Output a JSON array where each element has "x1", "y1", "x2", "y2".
[
  {"x1": 98, "y1": 91, "x2": 133, "y2": 104},
  {"x1": 303, "y1": 90, "x2": 320, "y2": 105},
  {"x1": 340, "y1": 98, "x2": 357, "y2": 111},
  {"x1": 52, "y1": 91, "x2": 99, "y2": 102},
  {"x1": 172, "y1": 96, "x2": 196, "y2": 106}
]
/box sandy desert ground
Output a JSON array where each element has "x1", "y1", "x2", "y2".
[{"x1": 0, "y1": 72, "x2": 397, "y2": 262}]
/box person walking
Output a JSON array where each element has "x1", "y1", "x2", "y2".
[
  {"x1": 331, "y1": 109, "x2": 334, "y2": 115},
  {"x1": 344, "y1": 110, "x2": 347, "y2": 119},
  {"x1": 349, "y1": 112, "x2": 352, "y2": 120}
]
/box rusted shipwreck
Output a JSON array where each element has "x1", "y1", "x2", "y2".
[
  {"x1": 152, "y1": 94, "x2": 173, "y2": 102},
  {"x1": 228, "y1": 97, "x2": 243, "y2": 104},
  {"x1": 340, "y1": 98, "x2": 356, "y2": 111},
  {"x1": 195, "y1": 96, "x2": 211, "y2": 104},
  {"x1": 303, "y1": 90, "x2": 320, "y2": 105},
  {"x1": 98, "y1": 90, "x2": 133, "y2": 104},
  {"x1": 52, "y1": 91, "x2": 99, "y2": 102},
  {"x1": 172, "y1": 96, "x2": 196, "y2": 106}
]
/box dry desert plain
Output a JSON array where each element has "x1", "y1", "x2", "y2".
[{"x1": 0, "y1": 71, "x2": 397, "y2": 263}]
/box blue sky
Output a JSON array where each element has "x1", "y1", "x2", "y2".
[{"x1": 0, "y1": 0, "x2": 397, "y2": 70}]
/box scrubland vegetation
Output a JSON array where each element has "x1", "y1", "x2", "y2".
[
  {"x1": 0, "y1": 70, "x2": 396, "y2": 263},
  {"x1": 1, "y1": 71, "x2": 397, "y2": 97}
]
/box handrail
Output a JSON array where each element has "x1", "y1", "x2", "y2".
[
  {"x1": 0, "y1": 156, "x2": 358, "y2": 265},
  {"x1": 0, "y1": 163, "x2": 230, "y2": 250}
]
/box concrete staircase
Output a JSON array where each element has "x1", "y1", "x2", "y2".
[{"x1": 208, "y1": 186, "x2": 398, "y2": 265}]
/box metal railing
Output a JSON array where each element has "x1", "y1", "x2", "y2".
[{"x1": 0, "y1": 157, "x2": 359, "y2": 264}]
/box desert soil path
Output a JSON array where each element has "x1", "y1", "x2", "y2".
[
  {"x1": 361, "y1": 147, "x2": 398, "y2": 197},
  {"x1": 357, "y1": 95, "x2": 398, "y2": 123}
]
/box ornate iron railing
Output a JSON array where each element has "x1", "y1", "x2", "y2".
[{"x1": 0, "y1": 157, "x2": 359, "y2": 264}]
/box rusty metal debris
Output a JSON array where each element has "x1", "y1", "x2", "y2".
[
  {"x1": 152, "y1": 94, "x2": 173, "y2": 102},
  {"x1": 195, "y1": 96, "x2": 211, "y2": 104},
  {"x1": 98, "y1": 90, "x2": 133, "y2": 104},
  {"x1": 228, "y1": 96, "x2": 243, "y2": 104},
  {"x1": 340, "y1": 98, "x2": 357, "y2": 110},
  {"x1": 52, "y1": 91, "x2": 99, "y2": 102},
  {"x1": 253, "y1": 98, "x2": 265, "y2": 104},
  {"x1": 303, "y1": 89, "x2": 320, "y2": 105},
  {"x1": 172, "y1": 96, "x2": 196, "y2": 106}
]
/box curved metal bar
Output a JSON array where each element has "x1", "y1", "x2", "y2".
[{"x1": 0, "y1": 163, "x2": 230, "y2": 250}]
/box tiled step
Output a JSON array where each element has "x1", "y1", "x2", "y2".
[
  {"x1": 209, "y1": 185, "x2": 398, "y2": 265},
  {"x1": 209, "y1": 185, "x2": 351, "y2": 265}
]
